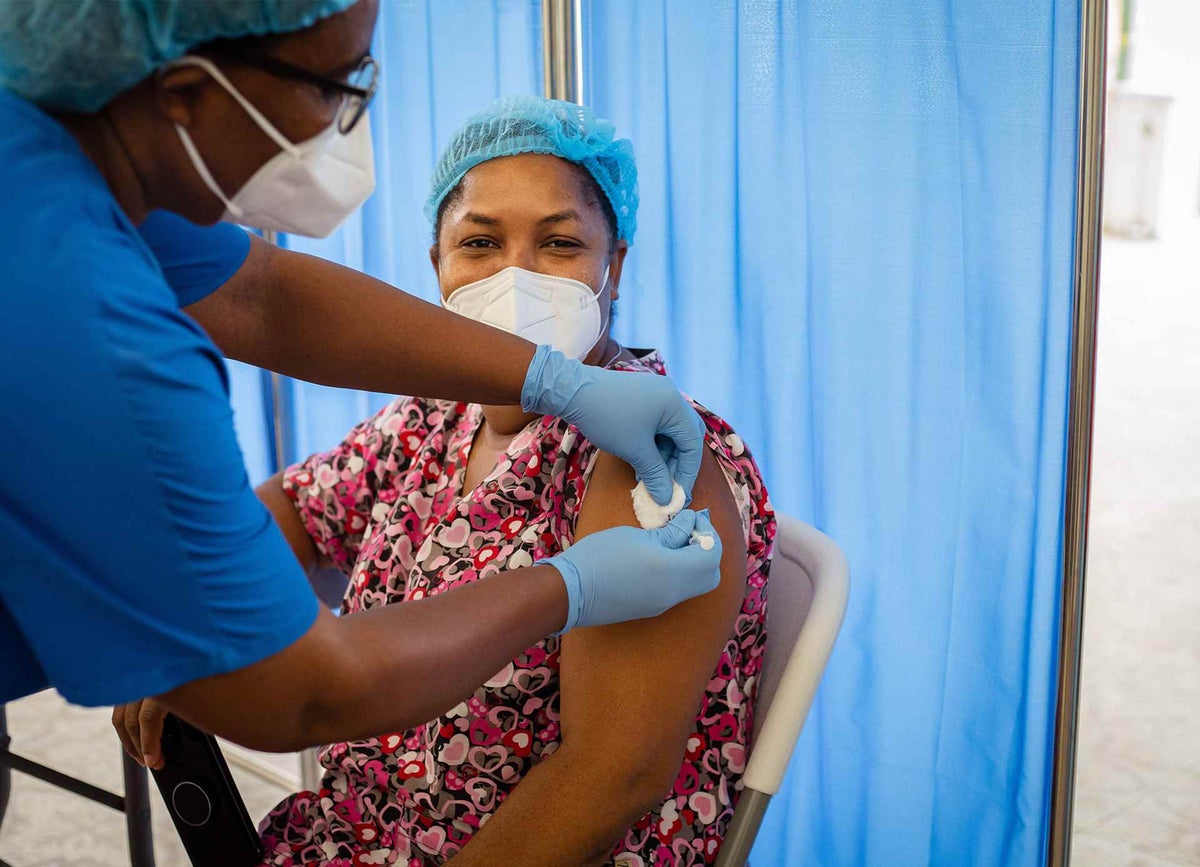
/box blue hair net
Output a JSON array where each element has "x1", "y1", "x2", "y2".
[
  {"x1": 426, "y1": 95, "x2": 638, "y2": 242},
  {"x1": 0, "y1": 0, "x2": 356, "y2": 112}
]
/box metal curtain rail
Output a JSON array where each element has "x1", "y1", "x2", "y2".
[
  {"x1": 236, "y1": 227, "x2": 322, "y2": 794},
  {"x1": 542, "y1": 0, "x2": 583, "y2": 104},
  {"x1": 1048, "y1": 0, "x2": 1108, "y2": 864}
]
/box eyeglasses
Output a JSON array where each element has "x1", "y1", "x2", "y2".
[{"x1": 208, "y1": 49, "x2": 379, "y2": 134}]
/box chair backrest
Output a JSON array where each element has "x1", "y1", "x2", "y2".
[{"x1": 743, "y1": 514, "x2": 849, "y2": 796}]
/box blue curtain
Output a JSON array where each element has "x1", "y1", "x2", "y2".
[
  {"x1": 587, "y1": 2, "x2": 1079, "y2": 865},
  {"x1": 226, "y1": 1, "x2": 1081, "y2": 863}
]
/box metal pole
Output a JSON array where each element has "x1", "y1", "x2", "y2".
[
  {"x1": 262, "y1": 229, "x2": 291, "y2": 479},
  {"x1": 247, "y1": 230, "x2": 322, "y2": 793},
  {"x1": 542, "y1": 0, "x2": 583, "y2": 104},
  {"x1": 122, "y1": 752, "x2": 156, "y2": 867},
  {"x1": 1048, "y1": 0, "x2": 1108, "y2": 864},
  {"x1": 0, "y1": 707, "x2": 10, "y2": 832}
]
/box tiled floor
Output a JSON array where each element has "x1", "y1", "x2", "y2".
[
  {"x1": 0, "y1": 692, "x2": 294, "y2": 866},
  {"x1": 1068, "y1": 219, "x2": 1200, "y2": 867},
  {"x1": 1069, "y1": 4, "x2": 1200, "y2": 863}
]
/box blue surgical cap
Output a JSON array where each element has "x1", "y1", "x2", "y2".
[
  {"x1": 0, "y1": 0, "x2": 357, "y2": 112},
  {"x1": 426, "y1": 95, "x2": 639, "y2": 242}
]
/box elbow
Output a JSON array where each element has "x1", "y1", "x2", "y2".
[
  {"x1": 589, "y1": 748, "x2": 681, "y2": 833},
  {"x1": 572, "y1": 759, "x2": 679, "y2": 864},
  {"x1": 291, "y1": 663, "x2": 431, "y2": 749},
  {"x1": 619, "y1": 759, "x2": 681, "y2": 818}
]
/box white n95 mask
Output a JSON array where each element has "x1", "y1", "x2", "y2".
[
  {"x1": 443, "y1": 265, "x2": 609, "y2": 360},
  {"x1": 168, "y1": 55, "x2": 375, "y2": 238}
]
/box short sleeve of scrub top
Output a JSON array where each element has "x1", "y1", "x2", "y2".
[
  {"x1": 0, "y1": 90, "x2": 319, "y2": 707},
  {"x1": 137, "y1": 209, "x2": 251, "y2": 307}
]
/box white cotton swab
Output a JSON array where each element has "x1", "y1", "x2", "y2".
[
  {"x1": 630, "y1": 481, "x2": 715, "y2": 549},
  {"x1": 630, "y1": 479, "x2": 686, "y2": 529}
]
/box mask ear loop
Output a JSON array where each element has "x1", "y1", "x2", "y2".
[
  {"x1": 584, "y1": 265, "x2": 613, "y2": 362},
  {"x1": 168, "y1": 55, "x2": 302, "y2": 155},
  {"x1": 163, "y1": 55, "x2": 306, "y2": 218},
  {"x1": 174, "y1": 124, "x2": 242, "y2": 217}
]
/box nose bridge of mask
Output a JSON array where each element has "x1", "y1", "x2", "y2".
[
  {"x1": 518, "y1": 268, "x2": 606, "y2": 348},
  {"x1": 528, "y1": 267, "x2": 607, "y2": 301},
  {"x1": 170, "y1": 55, "x2": 300, "y2": 157},
  {"x1": 478, "y1": 268, "x2": 527, "y2": 327}
]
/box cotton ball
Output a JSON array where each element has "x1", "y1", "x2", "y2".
[
  {"x1": 630, "y1": 480, "x2": 687, "y2": 529},
  {"x1": 690, "y1": 532, "x2": 715, "y2": 551}
]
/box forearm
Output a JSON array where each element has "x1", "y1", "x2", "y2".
[
  {"x1": 306, "y1": 564, "x2": 569, "y2": 742},
  {"x1": 194, "y1": 239, "x2": 535, "y2": 403},
  {"x1": 448, "y1": 746, "x2": 663, "y2": 867},
  {"x1": 162, "y1": 565, "x2": 568, "y2": 753}
]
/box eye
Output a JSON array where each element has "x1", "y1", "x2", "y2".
[
  {"x1": 545, "y1": 238, "x2": 582, "y2": 249},
  {"x1": 462, "y1": 237, "x2": 498, "y2": 249}
]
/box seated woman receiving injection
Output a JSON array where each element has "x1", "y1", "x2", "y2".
[{"x1": 266, "y1": 97, "x2": 772, "y2": 866}]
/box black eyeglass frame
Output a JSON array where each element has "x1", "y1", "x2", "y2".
[{"x1": 206, "y1": 48, "x2": 378, "y2": 133}]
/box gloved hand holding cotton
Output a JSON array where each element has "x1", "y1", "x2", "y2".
[
  {"x1": 631, "y1": 480, "x2": 715, "y2": 550},
  {"x1": 631, "y1": 479, "x2": 686, "y2": 529},
  {"x1": 541, "y1": 509, "x2": 723, "y2": 632},
  {"x1": 0, "y1": 0, "x2": 356, "y2": 112}
]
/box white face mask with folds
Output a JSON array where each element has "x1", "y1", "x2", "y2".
[
  {"x1": 442, "y1": 265, "x2": 610, "y2": 360},
  {"x1": 167, "y1": 55, "x2": 375, "y2": 239}
]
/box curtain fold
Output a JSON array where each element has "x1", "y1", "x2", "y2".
[{"x1": 586, "y1": 2, "x2": 1078, "y2": 864}]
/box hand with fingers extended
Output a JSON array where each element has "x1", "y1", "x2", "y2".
[{"x1": 112, "y1": 697, "x2": 169, "y2": 770}]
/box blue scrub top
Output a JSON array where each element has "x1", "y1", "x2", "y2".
[{"x1": 0, "y1": 90, "x2": 319, "y2": 707}]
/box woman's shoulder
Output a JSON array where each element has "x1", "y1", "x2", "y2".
[{"x1": 597, "y1": 348, "x2": 774, "y2": 546}]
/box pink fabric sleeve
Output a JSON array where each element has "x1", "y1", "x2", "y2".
[{"x1": 281, "y1": 399, "x2": 432, "y2": 574}]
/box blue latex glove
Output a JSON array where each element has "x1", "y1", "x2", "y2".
[
  {"x1": 522, "y1": 345, "x2": 705, "y2": 505},
  {"x1": 541, "y1": 510, "x2": 723, "y2": 632}
]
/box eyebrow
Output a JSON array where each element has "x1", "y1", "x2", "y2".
[
  {"x1": 328, "y1": 50, "x2": 369, "y2": 77},
  {"x1": 538, "y1": 209, "x2": 583, "y2": 225},
  {"x1": 463, "y1": 212, "x2": 501, "y2": 226},
  {"x1": 459, "y1": 209, "x2": 584, "y2": 228}
]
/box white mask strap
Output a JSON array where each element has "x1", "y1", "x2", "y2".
[
  {"x1": 168, "y1": 55, "x2": 303, "y2": 156},
  {"x1": 588, "y1": 265, "x2": 612, "y2": 357},
  {"x1": 174, "y1": 124, "x2": 242, "y2": 218}
]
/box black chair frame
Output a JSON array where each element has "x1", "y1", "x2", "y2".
[{"x1": 0, "y1": 704, "x2": 155, "y2": 866}]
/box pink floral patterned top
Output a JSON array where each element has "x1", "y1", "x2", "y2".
[{"x1": 258, "y1": 350, "x2": 774, "y2": 867}]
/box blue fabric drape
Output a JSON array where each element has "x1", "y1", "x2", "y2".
[
  {"x1": 226, "y1": 1, "x2": 1080, "y2": 863},
  {"x1": 587, "y1": 2, "x2": 1079, "y2": 865}
]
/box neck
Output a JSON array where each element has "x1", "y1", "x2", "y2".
[
  {"x1": 478, "y1": 405, "x2": 539, "y2": 438},
  {"x1": 55, "y1": 99, "x2": 151, "y2": 224}
]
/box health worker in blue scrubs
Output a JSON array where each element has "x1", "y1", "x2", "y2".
[{"x1": 0, "y1": 0, "x2": 721, "y2": 763}]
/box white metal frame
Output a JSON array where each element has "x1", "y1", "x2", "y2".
[{"x1": 713, "y1": 516, "x2": 850, "y2": 867}]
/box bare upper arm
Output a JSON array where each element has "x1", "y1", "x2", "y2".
[
  {"x1": 183, "y1": 233, "x2": 278, "y2": 355},
  {"x1": 560, "y1": 446, "x2": 748, "y2": 779},
  {"x1": 255, "y1": 470, "x2": 332, "y2": 574}
]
